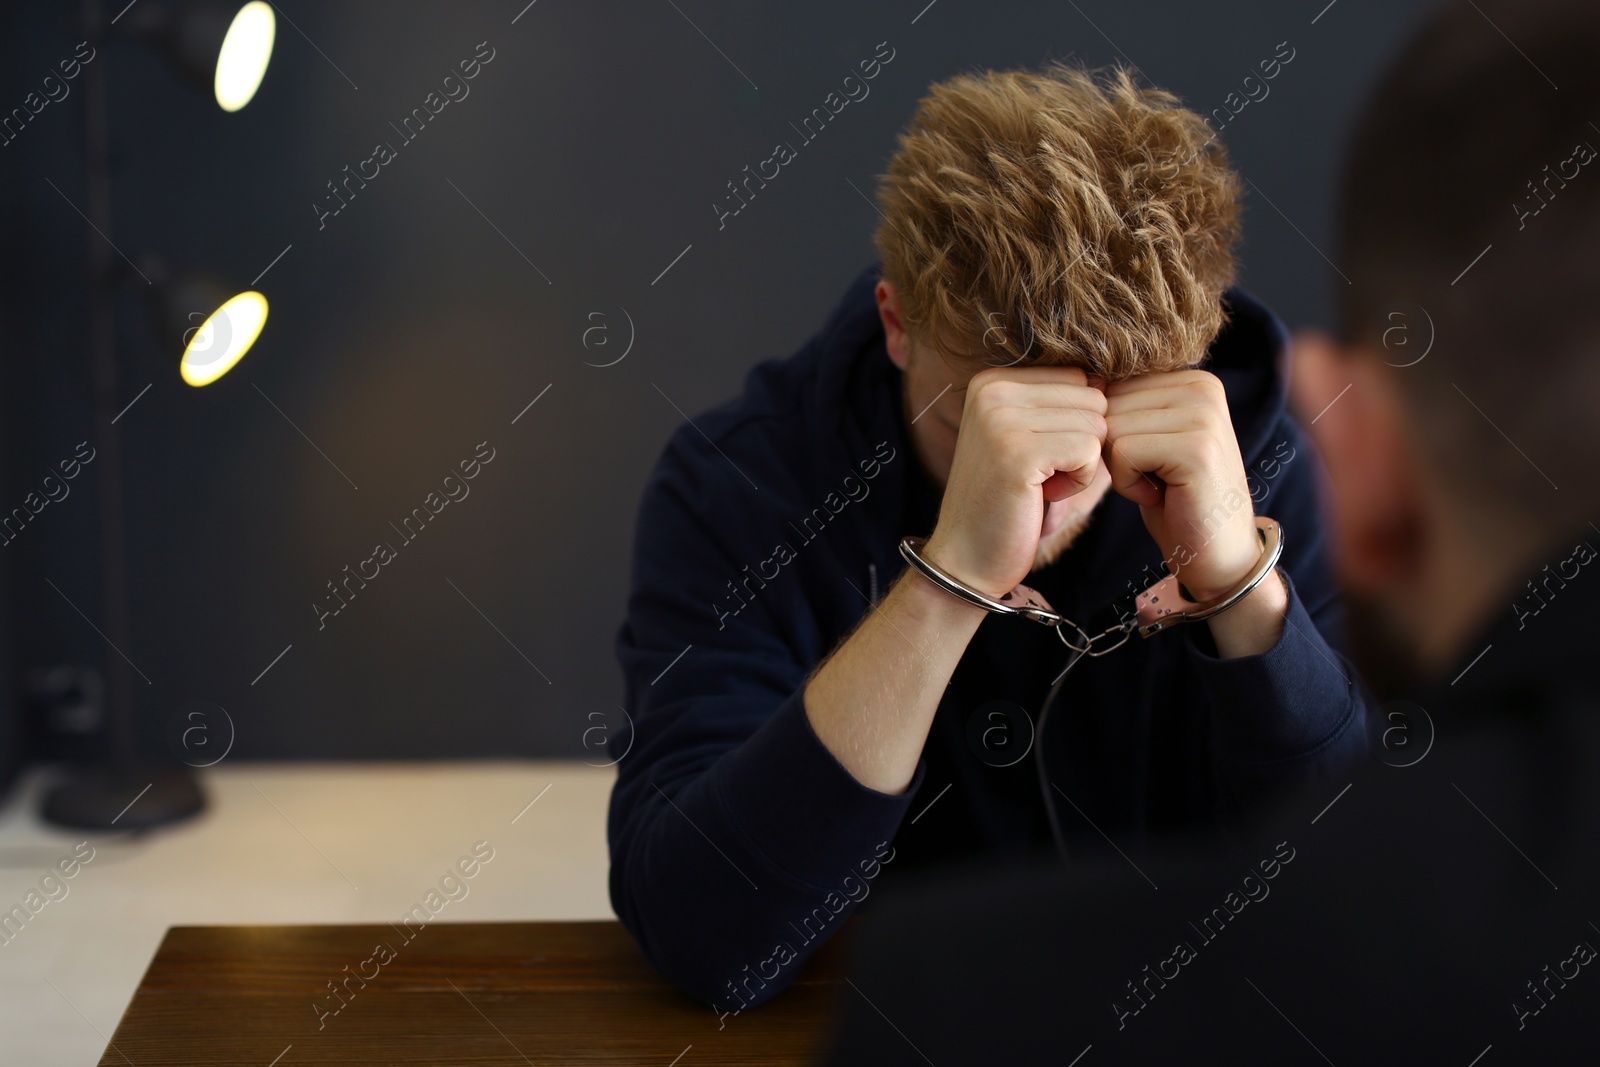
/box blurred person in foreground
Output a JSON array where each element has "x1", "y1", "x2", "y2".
[
  {"x1": 609, "y1": 59, "x2": 1373, "y2": 1015},
  {"x1": 822, "y1": 1, "x2": 1600, "y2": 1063}
]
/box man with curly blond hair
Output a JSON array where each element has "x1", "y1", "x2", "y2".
[{"x1": 609, "y1": 62, "x2": 1372, "y2": 1014}]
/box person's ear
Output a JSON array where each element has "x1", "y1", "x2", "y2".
[
  {"x1": 876, "y1": 280, "x2": 912, "y2": 372},
  {"x1": 1289, "y1": 329, "x2": 1426, "y2": 595}
]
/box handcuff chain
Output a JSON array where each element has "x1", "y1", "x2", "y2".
[{"x1": 1057, "y1": 616, "x2": 1137, "y2": 658}]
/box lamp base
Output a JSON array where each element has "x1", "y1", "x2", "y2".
[{"x1": 41, "y1": 764, "x2": 205, "y2": 831}]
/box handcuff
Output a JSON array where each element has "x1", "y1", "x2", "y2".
[{"x1": 897, "y1": 515, "x2": 1284, "y2": 656}]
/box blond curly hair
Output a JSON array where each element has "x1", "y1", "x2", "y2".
[{"x1": 873, "y1": 63, "x2": 1242, "y2": 379}]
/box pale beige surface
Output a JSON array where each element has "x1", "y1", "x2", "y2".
[{"x1": 0, "y1": 761, "x2": 617, "y2": 1066}]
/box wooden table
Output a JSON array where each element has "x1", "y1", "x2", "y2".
[{"x1": 99, "y1": 921, "x2": 849, "y2": 1065}]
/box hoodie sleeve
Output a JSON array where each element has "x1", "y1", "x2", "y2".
[
  {"x1": 1179, "y1": 412, "x2": 1379, "y2": 813},
  {"x1": 607, "y1": 425, "x2": 925, "y2": 1015}
]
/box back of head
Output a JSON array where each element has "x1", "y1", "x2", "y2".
[
  {"x1": 873, "y1": 63, "x2": 1242, "y2": 380},
  {"x1": 1340, "y1": 0, "x2": 1600, "y2": 536}
]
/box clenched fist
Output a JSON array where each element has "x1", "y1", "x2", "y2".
[
  {"x1": 921, "y1": 366, "x2": 1110, "y2": 598},
  {"x1": 1103, "y1": 370, "x2": 1261, "y2": 602}
]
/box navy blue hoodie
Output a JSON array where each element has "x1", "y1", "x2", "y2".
[{"x1": 608, "y1": 262, "x2": 1372, "y2": 1016}]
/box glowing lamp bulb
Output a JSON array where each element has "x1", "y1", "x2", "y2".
[
  {"x1": 214, "y1": 2, "x2": 275, "y2": 112},
  {"x1": 181, "y1": 291, "x2": 268, "y2": 386}
]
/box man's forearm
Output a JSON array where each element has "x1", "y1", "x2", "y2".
[{"x1": 803, "y1": 568, "x2": 987, "y2": 795}]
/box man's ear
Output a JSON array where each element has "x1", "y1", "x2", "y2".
[
  {"x1": 876, "y1": 280, "x2": 912, "y2": 372},
  {"x1": 1289, "y1": 329, "x2": 1426, "y2": 595}
]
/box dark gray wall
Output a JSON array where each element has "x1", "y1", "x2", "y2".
[{"x1": 0, "y1": 0, "x2": 1441, "y2": 763}]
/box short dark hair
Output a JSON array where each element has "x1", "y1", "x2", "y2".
[{"x1": 1340, "y1": 0, "x2": 1600, "y2": 526}]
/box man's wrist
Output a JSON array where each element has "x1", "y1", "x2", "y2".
[
  {"x1": 917, "y1": 535, "x2": 1016, "y2": 602},
  {"x1": 1203, "y1": 566, "x2": 1289, "y2": 659},
  {"x1": 894, "y1": 558, "x2": 994, "y2": 626}
]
